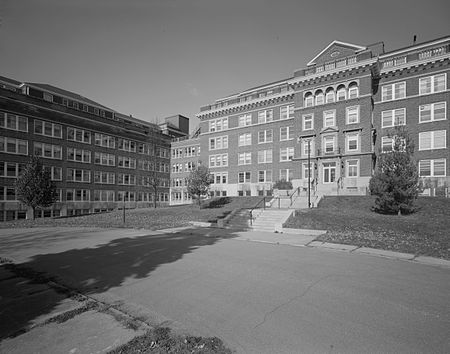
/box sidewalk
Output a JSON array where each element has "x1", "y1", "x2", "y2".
[
  {"x1": 228, "y1": 227, "x2": 450, "y2": 269},
  {"x1": 0, "y1": 264, "x2": 146, "y2": 354}
]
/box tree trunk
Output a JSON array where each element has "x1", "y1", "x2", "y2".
[{"x1": 32, "y1": 206, "x2": 36, "y2": 220}]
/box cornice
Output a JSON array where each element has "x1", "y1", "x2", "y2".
[
  {"x1": 289, "y1": 58, "x2": 377, "y2": 87},
  {"x1": 380, "y1": 53, "x2": 450, "y2": 75},
  {"x1": 196, "y1": 92, "x2": 295, "y2": 120}
]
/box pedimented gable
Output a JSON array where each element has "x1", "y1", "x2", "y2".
[{"x1": 307, "y1": 41, "x2": 366, "y2": 66}]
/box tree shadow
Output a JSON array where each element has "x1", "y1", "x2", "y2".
[{"x1": 0, "y1": 226, "x2": 239, "y2": 340}]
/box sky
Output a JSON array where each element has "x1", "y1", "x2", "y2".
[{"x1": 1, "y1": 0, "x2": 449, "y2": 132}]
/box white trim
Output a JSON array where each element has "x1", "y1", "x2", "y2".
[
  {"x1": 379, "y1": 37, "x2": 450, "y2": 59},
  {"x1": 290, "y1": 58, "x2": 376, "y2": 86},
  {"x1": 374, "y1": 89, "x2": 450, "y2": 105},
  {"x1": 307, "y1": 40, "x2": 367, "y2": 66},
  {"x1": 197, "y1": 92, "x2": 295, "y2": 118},
  {"x1": 380, "y1": 52, "x2": 450, "y2": 74}
]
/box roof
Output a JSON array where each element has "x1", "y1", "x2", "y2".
[
  {"x1": 380, "y1": 34, "x2": 450, "y2": 57},
  {"x1": 307, "y1": 40, "x2": 367, "y2": 66},
  {"x1": 25, "y1": 82, "x2": 114, "y2": 111},
  {"x1": 0, "y1": 75, "x2": 23, "y2": 86}
]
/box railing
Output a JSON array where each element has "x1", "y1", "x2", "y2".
[
  {"x1": 289, "y1": 187, "x2": 301, "y2": 207},
  {"x1": 249, "y1": 197, "x2": 266, "y2": 226},
  {"x1": 317, "y1": 147, "x2": 341, "y2": 157}
]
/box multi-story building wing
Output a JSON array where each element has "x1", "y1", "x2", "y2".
[
  {"x1": 197, "y1": 79, "x2": 296, "y2": 197},
  {"x1": 374, "y1": 36, "x2": 450, "y2": 194},
  {"x1": 170, "y1": 127, "x2": 201, "y2": 204},
  {"x1": 171, "y1": 35, "x2": 449, "y2": 204},
  {"x1": 291, "y1": 40, "x2": 383, "y2": 195},
  {"x1": 0, "y1": 77, "x2": 171, "y2": 221}
]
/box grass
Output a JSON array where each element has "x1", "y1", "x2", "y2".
[
  {"x1": 284, "y1": 196, "x2": 450, "y2": 259},
  {"x1": 0, "y1": 197, "x2": 262, "y2": 230},
  {"x1": 109, "y1": 327, "x2": 232, "y2": 354}
]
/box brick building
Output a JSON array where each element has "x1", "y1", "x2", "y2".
[
  {"x1": 0, "y1": 77, "x2": 173, "y2": 221},
  {"x1": 172, "y1": 35, "x2": 449, "y2": 204}
]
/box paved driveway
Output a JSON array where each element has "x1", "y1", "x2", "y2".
[{"x1": 1, "y1": 227, "x2": 449, "y2": 353}]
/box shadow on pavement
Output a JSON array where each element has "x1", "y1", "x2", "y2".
[{"x1": 0, "y1": 226, "x2": 239, "y2": 340}]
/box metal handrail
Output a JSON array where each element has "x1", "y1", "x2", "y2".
[
  {"x1": 289, "y1": 187, "x2": 300, "y2": 207},
  {"x1": 249, "y1": 197, "x2": 266, "y2": 226}
]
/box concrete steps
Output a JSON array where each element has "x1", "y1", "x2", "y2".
[{"x1": 250, "y1": 209, "x2": 293, "y2": 232}]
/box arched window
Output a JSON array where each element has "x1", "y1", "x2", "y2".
[
  {"x1": 325, "y1": 88, "x2": 335, "y2": 103},
  {"x1": 304, "y1": 92, "x2": 314, "y2": 107},
  {"x1": 337, "y1": 85, "x2": 346, "y2": 101},
  {"x1": 315, "y1": 90, "x2": 324, "y2": 105},
  {"x1": 348, "y1": 82, "x2": 359, "y2": 99}
]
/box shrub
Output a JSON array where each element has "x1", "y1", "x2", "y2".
[
  {"x1": 273, "y1": 180, "x2": 293, "y2": 190},
  {"x1": 200, "y1": 197, "x2": 231, "y2": 209}
]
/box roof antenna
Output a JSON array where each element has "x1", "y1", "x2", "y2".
[{"x1": 413, "y1": 35, "x2": 417, "y2": 45}]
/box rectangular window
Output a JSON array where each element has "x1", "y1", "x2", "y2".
[
  {"x1": 347, "y1": 159, "x2": 359, "y2": 177},
  {"x1": 67, "y1": 147, "x2": 91, "y2": 163},
  {"x1": 238, "y1": 152, "x2": 252, "y2": 165},
  {"x1": 280, "y1": 147, "x2": 294, "y2": 161},
  {"x1": 0, "y1": 137, "x2": 28, "y2": 155},
  {"x1": 301, "y1": 138, "x2": 314, "y2": 157},
  {"x1": 323, "y1": 110, "x2": 336, "y2": 128},
  {"x1": 302, "y1": 114, "x2": 313, "y2": 130},
  {"x1": 280, "y1": 127, "x2": 294, "y2": 141},
  {"x1": 0, "y1": 112, "x2": 28, "y2": 132},
  {"x1": 419, "y1": 159, "x2": 446, "y2": 177},
  {"x1": 118, "y1": 156, "x2": 136, "y2": 169},
  {"x1": 238, "y1": 114, "x2": 252, "y2": 127},
  {"x1": 381, "y1": 108, "x2": 406, "y2": 128},
  {"x1": 66, "y1": 189, "x2": 90, "y2": 202},
  {"x1": 280, "y1": 105, "x2": 294, "y2": 120},
  {"x1": 280, "y1": 169, "x2": 293, "y2": 181},
  {"x1": 346, "y1": 133, "x2": 359, "y2": 152},
  {"x1": 67, "y1": 127, "x2": 91, "y2": 144},
  {"x1": 93, "y1": 190, "x2": 115, "y2": 202},
  {"x1": 34, "y1": 142, "x2": 61, "y2": 159},
  {"x1": 94, "y1": 133, "x2": 116, "y2": 148},
  {"x1": 419, "y1": 73, "x2": 446, "y2": 95},
  {"x1": 346, "y1": 106, "x2": 360, "y2": 124},
  {"x1": 258, "y1": 170, "x2": 272, "y2": 183},
  {"x1": 323, "y1": 162, "x2": 336, "y2": 183},
  {"x1": 43, "y1": 166, "x2": 62, "y2": 181},
  {"x1": 94, "y1": 171, "x2": 115, "y2": 184},
  {"x1": 381, "y1": 82, "x2": 406, "y2": 101},
  {"x1": 419, "y1": 102, "x2": 446, "y2": 123},
  {"x1": 257, "y1": 109, "x2": 273, "y2": 124},
  {"x1": 209, "y1": 117, "x2": 228, "y2": 132},
  {"x1": 302, "y1": 163, "x2": 313, "y2": 179},
  {"x1": 323, "y1": 136, "x2": 336, "y2": 154},
  {"x1": 67, "y1": 168, "x2": 91, "y2": 183},
  {"x1": 238, "y1": 133, "x2": 252, "y2": 146},
  {"x1": 210, "y1": 135, "x2": 228, "y2": 150},
  {"x1": 118, "y1": 138, "x2": 136, "y2": 152},
  {"x1": 238, "y1": 171, "x2": 251, "y2": 183},
  {"x1": 117, "y1": 173, "x2": 136, "y2": 185},
  {"x1": 257, "y1": 149, "x2": 273, "y2": 164},
  {"x1": 209, "y1": 153, "x2": 228, "y2": 168},
  {"x1": 258, "y1": 129, "x2": 273, "y2": 144},
  {"x1": 419, "y1": 131, "x2": 446, "y2": 150},
  {"x1": 94, "y1": 152, "x2": 115, "y2": 166}
]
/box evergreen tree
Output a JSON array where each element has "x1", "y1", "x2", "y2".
[
  {"x1": 187, "y1": 164, "x2": 212, "y2": 206},
  {"x1": 369, "y1": 127, "x2": 420, "y2": 215},
  {"x1": 15, "y1": 156, "x2": 58, "y2": 219}
]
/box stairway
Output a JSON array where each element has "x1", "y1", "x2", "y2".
[
  {"x1": 224, "y1": 209, "x2": 251, "y2": 229},
  {"x1": 250, "y1": 209, "x2": 293, "y2": 232}
]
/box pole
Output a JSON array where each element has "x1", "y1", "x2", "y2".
[
  {"x1": 123, "y1": 193, "x2": 126, "y2": 224},
  {"x1": 308, "y1": 140, "x2": 311, "y2": 208}
]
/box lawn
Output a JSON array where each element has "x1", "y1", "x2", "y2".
[
  {"x1": 284, "y1": 196, "x2": 450, "y2": 259},
  {"x1": 0, "y1": 197, "x2": 261, "y2": 230}
]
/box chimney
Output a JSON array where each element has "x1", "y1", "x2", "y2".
[{"x1": 413, "y1": 35, "x2": 417, "y2": 45}]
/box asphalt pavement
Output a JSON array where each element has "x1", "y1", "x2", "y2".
[{"x1": 0, "y1": 226, "x2": 449, "y2": 353}]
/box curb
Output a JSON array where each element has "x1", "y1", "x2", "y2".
[{"x1": 308, "y1": 241, "x2": 450, "y2": 269}]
